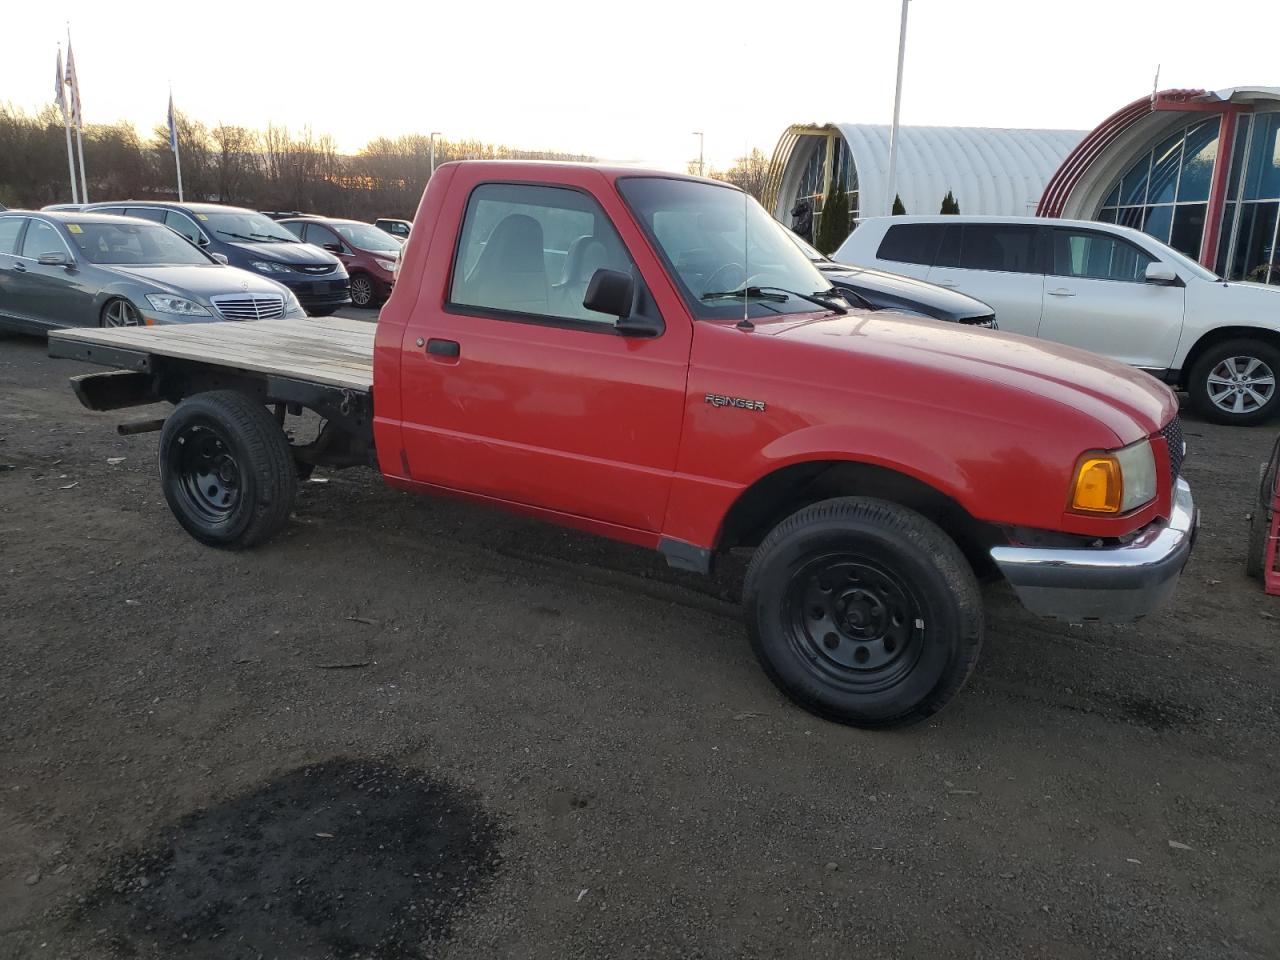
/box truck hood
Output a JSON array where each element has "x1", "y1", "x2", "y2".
[
  {"x1": 111, "y1": 264, "x2": 289, "y2": 299},
  {"x1": 750, "y1": 311, "x2": 1177, "y2": 442}
]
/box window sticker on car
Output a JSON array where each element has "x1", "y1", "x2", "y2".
[
  {"x1": 196, "y1": 214, "x2": 209, "y2": 221},
  {"x1": 67, "y1": 224, "x2": 83, "y2": 233}
]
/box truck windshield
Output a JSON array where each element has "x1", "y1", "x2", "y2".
[{"x1": 618, "y1": 177, "x2": 841, "y2": 319}]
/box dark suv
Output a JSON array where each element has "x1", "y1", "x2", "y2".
[{"x1": 82, "y1": 201, "x2": 350, "y2": 315}]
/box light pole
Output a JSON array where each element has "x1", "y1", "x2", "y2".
[
  {"x1": 885, "y1": 0, "x2": 910, "y2": 215},
  {"x1": 693, "y1": 131, "x2": 704, "y2": 177},
  {"x1": 429, "y1": 131, "x2": 441, "y2": 178}
]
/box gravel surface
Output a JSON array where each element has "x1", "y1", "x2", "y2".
[{"x1": 2, "y1": 331, "x2": 1278, "y2": 959}]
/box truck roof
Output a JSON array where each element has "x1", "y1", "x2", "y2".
[{"x1": 435, "y1": 159, "x2": 737, "y2": 189}]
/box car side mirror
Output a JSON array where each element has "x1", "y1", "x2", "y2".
[
  {"x1": 196, "y1": 235, "x2": 210, "y2": 246},
  {"x1": 1145, "y1": 262, "x2": 1181, "y2": 286},
  {"x1": 37, "y1": 252, "x2": 71, "y2": 268},
  {"x1": 211, "y1": 252, "x2": 230, "y2": 265},
  {"x1": 323, "y1": 242, "x2": 344, "y2": 254},
  {"x1": 584, "y1": 268, "x2": 634, "y2": 318}
]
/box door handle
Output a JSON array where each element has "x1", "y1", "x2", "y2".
[
  {"x1": 13, "y1": 262, "x2": 27, "y2": 273},
  {"x1": 935, "y1": 279, "x2": 957, "y2": 288},
  {"x1": 426, "y1": 338, "x2": 460, "y2": 358},
  {"x1": 1047, "y1": 288, "x2": 1076, "y2": 297}
]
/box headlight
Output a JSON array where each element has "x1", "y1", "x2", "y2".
[
  {"x1": 1070, "y1": 439, "x2": 1157, "y2": 514},
  {"x1": 375, "y1": 258, "x2": 397, "y2": 273},
  {"x1": 250, "y1": 260, "x2": 293, "y2": 274},
  {"x1": 145, "y1": 294, "x2": 211, "y2": 317}
]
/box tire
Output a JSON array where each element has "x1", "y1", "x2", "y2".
[
  {"x1": 743, "y1": 497, "x2": 983, "y2": 728},
  {"x1": 101, "y1": 298, "x2": 141, "y2": 328},
  {"x1": 1247, "y1": 462, "x2": 1277, "y2": 580},
  {"x1": 349, "y1": 274, "x2": 375, "y2": 308},
  {"x1": 1187, "y1": 339, "x2": 1280, "y2": 426},
  {"x1": 159, "y1": 390, "x2": 296, "y2": 548}
]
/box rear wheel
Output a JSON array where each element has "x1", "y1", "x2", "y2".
[
  {"x1": 743, "y1": 497, "x2": 983, "y2": 728},
  {"x1": 159, "y1": 390, "x2": 296, "y2": 548},
  {"x1": 1188, "y1": 339, "x2": 1280, "y2": 425},
  {"x1": 101, "y1": 298, "x2": 141, "y2": 328}
]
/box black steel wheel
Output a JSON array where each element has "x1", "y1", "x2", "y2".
[
  {"x1": 744, "y1": 497, "x2": 983, "y2": 728},
  {"x1": 349, "y1": 274, "x2": 375, "y2": 308},
  {"x1": 159, "y1": 390, "x2": 296, "y2": 548},
  {"x1": 101, "y1": 298, "x2": 141, "y2": 327}
]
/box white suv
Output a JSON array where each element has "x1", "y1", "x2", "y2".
[{"x1": 835, "y1": 215, "x2": 1280, "y2": 426}]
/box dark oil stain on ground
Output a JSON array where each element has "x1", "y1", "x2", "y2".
[{"x1": 76, "y1": 759, "x2": 502, "y2": 959}]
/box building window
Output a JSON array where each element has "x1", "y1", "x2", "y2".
[
  {"x1": 1222, "y1": 113, "x2": 1280, "y2": 285},
  {"x1": 1097, "y1": 118, "x2": 1220, "y2": 259}
]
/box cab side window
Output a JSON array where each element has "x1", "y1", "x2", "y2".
[
  {"x1": 1051, "y1": 229, "x2": 1154, "y2": 282},
  {"x1": 21, "y1": 220, "x2": 67, "y2": 259},
  {"x1": 450, "y1": 183, "x2": 635, "y2": 327}
]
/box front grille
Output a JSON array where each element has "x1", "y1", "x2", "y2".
[
  {"x1": 211, "y1": 293, "x2": 286, "y2": 321},
  {"x1": 1160, "y1": 415, "x2": 1185, "y2": 486},
  {"x1": 299, "y1": 264, "x2": 334, "y2": 275}
]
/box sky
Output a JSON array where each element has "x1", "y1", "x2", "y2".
[{"x1": 5, "y1": 0, "x2": 1277, "y2": 172}]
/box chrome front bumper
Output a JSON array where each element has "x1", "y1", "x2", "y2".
[{"x1": 990, "y1": 479, "x2": 1198, "y2": 622}]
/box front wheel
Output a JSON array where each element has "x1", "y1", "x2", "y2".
[
  {"x1": 349, "y1": 274, "x2": 376, "y2": 308},
  {"x1": 743, "y1": 497, "x2": 983, "y2": 728},
  {"x1": 1188, "y1": 339, "x2": 1280, "y2": 425},
  {"x1": 159, "y1": 390, "x2": 297, "y2": 548},
  {"x1": 101, "y1": 298, "x2": 142, "y2": 327}
]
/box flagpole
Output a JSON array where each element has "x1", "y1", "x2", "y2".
[
  {"x1": 170, "y1": 88, "x2": 185, "y2": 201},
  {"x1": 75, "y1": 115, "x2": 88, "y2": 204},
  {"x1": 885, "y1": 0, "x2": 910, "y2": 215},
  {"x1": 67, "y1": 26, "x2": 88, "y2": 203},
  {"x1": 56, "y1": 45, "x2": 78, "y2": 204}
]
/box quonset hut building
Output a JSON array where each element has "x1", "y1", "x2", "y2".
[{"x1": 762, "y1": 123, "x2": 1084, "y2": 239}]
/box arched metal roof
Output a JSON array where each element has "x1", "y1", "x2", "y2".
[
  {"x1": 837, "y1": 124, "x2": 1084, "y2": 219},
  {"x1": 765, "y1": 124, "x2": 1083, "y2": 221}
]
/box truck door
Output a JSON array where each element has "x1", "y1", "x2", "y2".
[
  {"x1": 1036, "y1": 226, "x2": 1185, "y2": 370},
  {"x1": 397, "y1": 178, "x2": 692, "y2": 535}
]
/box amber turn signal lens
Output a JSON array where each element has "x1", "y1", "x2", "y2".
[{"x1": 1071, "y1": 455, "x2": 1122, "y2": 514}]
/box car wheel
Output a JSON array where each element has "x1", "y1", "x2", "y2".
[
  {"x1": 1188, "y1": 339, "x2": 1280, "y2": 425},
  {"x1": 101, "y1": 298, "x2": 141, "y2": 327},
  {"x1": 159, "y1": 390, "x2": 296, "y2": 549},
  {"x1": 349, "y1": 274, "x2": 375, "y2": 308},
  {"x1": 743, "y1": 497, "x2": 983, "y2": 728}
]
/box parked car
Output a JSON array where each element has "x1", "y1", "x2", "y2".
[
  {"x1": 261, "y1": 210, "x2": 307, "y2": 221},
  {"x1": 0, "y1": 210, "x2": 306, "y2": 334},
  {"x1": 279, "y1": 216, "x2": 400, "y2": 308},
  {"x1": 53, "y1": 162, "x2": 1196, "y2": 729},
  {"x1": 788, "y1": 232, "x2": 996, "y2": 326},
  {"x1": 374, "y1": 218, "x2": 412, "y2": 242},
  {"x1": 41, "y1": 203, "x2": 83, "y2": 212},
  {"x1": 837, "y1": 215, "x2": 1280, "y2": 425},
  {"x1": 81, "y1": 201, "x2": 350, "y2": 316}
]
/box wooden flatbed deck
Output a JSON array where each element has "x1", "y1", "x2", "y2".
[{"x1": 47, "y1": 317, "x2": 376, "y2": 392}]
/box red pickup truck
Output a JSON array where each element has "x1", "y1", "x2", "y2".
[{"x1": 49, "y1": 161, "x2": 1198, "y2": 728}]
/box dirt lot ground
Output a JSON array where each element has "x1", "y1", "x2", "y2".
[{"x1": 2, "y1": 328, "x2": 1278, "y2": 960}]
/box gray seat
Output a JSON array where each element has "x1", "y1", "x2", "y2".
[
  {"x1": 555, "y1": 234, "x2": 610, "y2": 315},
  {"x1": 463, "y1": 214, "x2": 548, "y2": 314}
]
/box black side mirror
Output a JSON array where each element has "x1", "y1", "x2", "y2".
[
  {"x1": 323, "y1": 242, "x2": 345, "y2": 254},
  {"x1": 196, "y1": 234, "x2": 210, "y2": 246},
  {"x1": 583, "y1": 268, "x2": 633, "y2": 318}
]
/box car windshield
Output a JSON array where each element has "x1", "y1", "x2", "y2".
[
  {"x1": 1135, "y1": 231, "x2": 1220, "y2": 281},
  {"x1": 67, "y1": 221, "x2": 214, "y2": 265},
  {"x1": 200, "y1": 211, "x2": 298, "y2": 243},
  {"x1": 618, "y1": 177, "x2": 839, "y2": 319},
  {"x1": 332, "y1": 222, "x2": 402, "y2": 253}
]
